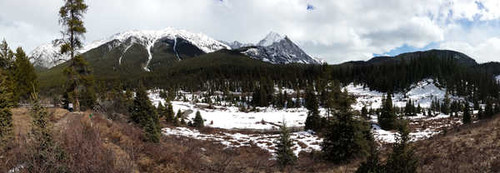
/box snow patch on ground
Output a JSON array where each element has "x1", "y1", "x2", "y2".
[
  {"x1": 496, "y1": 75, "x2": 500, "y2": 83},
  {"x1": 347, "y1": 79, "x2": 464, "y2": 111},
  {"x1": 162, "y1": 127, "x2": 322, "y2": 157}
]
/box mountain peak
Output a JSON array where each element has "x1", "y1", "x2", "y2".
[{"x1": 257, "y1": 31, "x2": 286, "y2": 47}]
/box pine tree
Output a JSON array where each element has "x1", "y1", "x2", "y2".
[
  {"x1": 463, "y1": 103, "x2": 471, "y2": 124},
  {"x1": 165, "y1": 102, "x2": 175, "y2": 123},
  {"x1": 130, "y1": 84, "x2": 161, "y2": 143},
  {"x1": 485, "y1": 100, "x2": 494, "y2": 118},
  {"x1": 356, "y1": 133, "x2": 382, "y2": 173},
  {"x1": 384, "y1": 122, "x2": 418, "y2": 173},
  {"x1": 13, "y1": 47, "x2": 38, "y2": 103},
  {"x1": 442, "y1": 91, "x2": 451, "y2": 115},
  {"x1": 157, "y1": 102, "x2": 165, "y2": 118},
  {"x1": 27, "y1": 92, "x2": 67, "y2": 172},
  {"x1": 0, "y1": 39, "x2": 14, "y2": 69},
  {"x1": 193, "y1": 111, "x2": 204, "y2": 128},
  {"x1": 59, "y1": 0, "x2": 93, "y2": 112},
  {"x1": 275, "y1": 121, "x2": 297, "y2": 169},
  {"x1": 0, "y1": 69, "x2": 13, "y2": 149},
  {"x1": 304, "y1": 86, "x2": 321, "y2": 132},
  {"x1": 322, "y1": 89, "x2": 370, "y2": 163},
  {"x1": 379, "y1": 93, "x2": 397, "y2": 130},
  {"x1": 478, "y1": 107, "x2": 484, "y2": 120}
]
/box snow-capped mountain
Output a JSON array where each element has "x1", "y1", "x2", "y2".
[
  {"x1": 29, "y1": 27, "x2": 230, "y2": 70},
  {"x1": 222, "y1": 41, "x2": 254, "y2": 49},
  {"x1": 257, "y1": 31, "x2": 286, "y2": 47},
  {"x1": 239, "y1": 32, "x2": 321, "y2": 64},
  {"x1": 29, "y1": 41, "x2": 69, "y2": 69}
]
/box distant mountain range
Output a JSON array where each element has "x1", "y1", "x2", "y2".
[
  {"x1": 29, "y1": 28, "x2": 321, "y2": 70},
  {"x1": 344, "y1": 49, "x2": 478, "y2": 67}
]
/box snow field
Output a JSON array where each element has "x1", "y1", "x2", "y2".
[{"x1": 162, "y1": 127, "x2": 322, "y2": 157}]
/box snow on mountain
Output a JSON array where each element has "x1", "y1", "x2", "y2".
[
  {"x1": 496, "y1": 75, "x2": 500, "y2": 82},
  {"x1": 241, "y1": 32, "x2": 321, "y2": 64},
  {"x1": 222, "y1": 40, "x2": 254, "y2": 49},
  {"x1": 82, "y1": 27, "x2": 230, "y2": 54},
  {"x1": 30, "y1": 27, "x2": 230, "y2": 69},
  {"x1": 29, "y1": 41, "x2": 69, "y2": 69},
  {"x1": 257, "y1": 31, "x2": 286, "y2": 47}
]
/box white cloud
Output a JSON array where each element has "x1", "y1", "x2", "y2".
[
  {"x1": 440, "y1": 37, "x2": 500, "y2": 63},
  {"x1": 0, "y1": 0, "x2": 499, "y2": 63}
]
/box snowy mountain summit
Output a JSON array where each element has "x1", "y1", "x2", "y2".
[
  {"x1": 241, "y1": 32, "x2": 321, "y2": 64},
  {"x1": 257, "y1": 31, "x2": 286, "y2": 47},
  {"x1": 30, "y1": 28, "x2": 320, "y2": 70},
  {"x1": 29, "y1": 27, "x2": 231, "y2": 69}
]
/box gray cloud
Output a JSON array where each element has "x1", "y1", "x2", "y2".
[{"x1": 0, "y1": 0, "x2": 499, "y2": 63}]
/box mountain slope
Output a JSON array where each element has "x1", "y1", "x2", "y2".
[
  {"x1": 30, "y1": 28, "x2": 230, "y2": 70},
  {"x1": 234, "y1": 32, "x2": 321, "y2": 64},
  {"x1": 364, "y1": 49, "x2": 477, "y2": 66}
]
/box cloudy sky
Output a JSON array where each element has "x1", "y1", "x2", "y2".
[{"x1": 1, "y1": 0, "x2": 499, "y2": 64}]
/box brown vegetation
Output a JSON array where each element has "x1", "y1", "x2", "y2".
[{"x1": 414, "y1": 114, "x2": 500, "y2": 172}]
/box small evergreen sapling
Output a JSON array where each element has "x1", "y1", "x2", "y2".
[
  {"x1": 275, "y1": 121, "x2": 297, "y2": 169},
  {"x1": 193, "y1": 111, "x2": 204, "y2": 128}
]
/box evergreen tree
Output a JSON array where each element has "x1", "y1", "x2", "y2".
[
  {"x1": 379, "y1": 93, "x2": 397, "y2": 130},
  {"x1": 13, "y1": 47, "x2": 38, "y2": 103},
  {"x1": 27, "y1": 92, "x2": 67, "y2": 172},
  {"x1": 361, "y1": 106, "x2": 369, "y2": 118},
  {"x1": 384, "y1": 122, "x2": 418, "y2": 173},
  {"x1": 157, "y1": 102, "x2": 165, "y2": 118},
  {"x1": 275, "y1": 121, "x2": 297, "y2": 169},
  {"x1": 130, "y1": 84, "x2": 160, "y2": 143},
  {"x1": 485, "y1": 100, "x2": 494, "y2": 118},
  {"x1": 165, "y1": 102, "x2": 175, "y2": 123},
  {"x1": 478, "y1": 107, "x2": 484, "y2": 120},
  {"x1": 193, "y1": 111, "x2": 204, "y2": 128},
  {"x1": 442, "y1": 91, "x2": 451, "y2": 115},
  {"x1": 59, "y1": 0, "x2": 93, "y2": 112},
  {"x1": 322, "y1": 89, "x2": 370, "y2": 163},
  {"x1": 0, "y1": 39, "x2": 14, "y2": 69},
  {"x1": 304, "y1": 86, "x2": 321, "y2": 132},
  {"x1": 462, "y1": 103, "x2": 471, "y2": 124},
  {"x1": 322, "y1": 110, "x2": 371, "y2": 163},
  {"x1": 0, "y1": 69, "x2": 13, "y2": 148},
  {"x1": 356, "y1": 133, "x2": 382, "y2": 173}
]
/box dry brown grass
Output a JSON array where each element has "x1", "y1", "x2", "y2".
[
  {"x1": 3, "y1": 107, "x2": 400, "y2": 173},
  {"x1": 414, "y1": 114, "x2": 500, "y2": 173}
]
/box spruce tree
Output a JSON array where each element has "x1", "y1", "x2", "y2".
[
  {"x1": 442, "y1": 91, "x2": 451, "y2": 115},
  {"x1": 379, "y1": 93, "x2": 397, "y2": 130},
  {"x1": 27, "y1": 92, "x2": 67, "y2": 172},
  {"x1": 275, "y1": 122, "x2": 297, "y2": 169},
  {"x1": 304, "y1": 86, "x2": 321, "y2": 132},
  {"x1": 322, "y1": 89, "x2": 370, "y2": 163},
  {"x1": 0, "y1": 69, "x2": 13, "y2": 148},
  {"x1": 193, "y1": 111, "x2": 204, "y2": 128},
  {"x1": 157, "y1": 102, "x2": 165, "y2": 118},
  {"x1": 0, "y1": 39, "x2": 14, "y2": 69},
  {"x1": 13, "y1": 47, "x2": 38, "y2": 103},
  {"x1": 356, "y1": 133, "x2": 382, "y2": 173},
  {"x1": 485, "y1": 100, "x2": 494, "y2": 118},
  {"x1": 59, "y1": 0, "x2": 94, "y2": 112},
  {"x1": 130, "y1": 84, "x2": 161, "y2": 143},
  {"x1": 384, "y1": 122, "x2": 418, "y2": 173},
  {"x1": 462, "y1": 103, "x2": 471, "y2": 124},
  {"x1": 165, "y1": 102, "x2": 175, "y2": 123}
]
